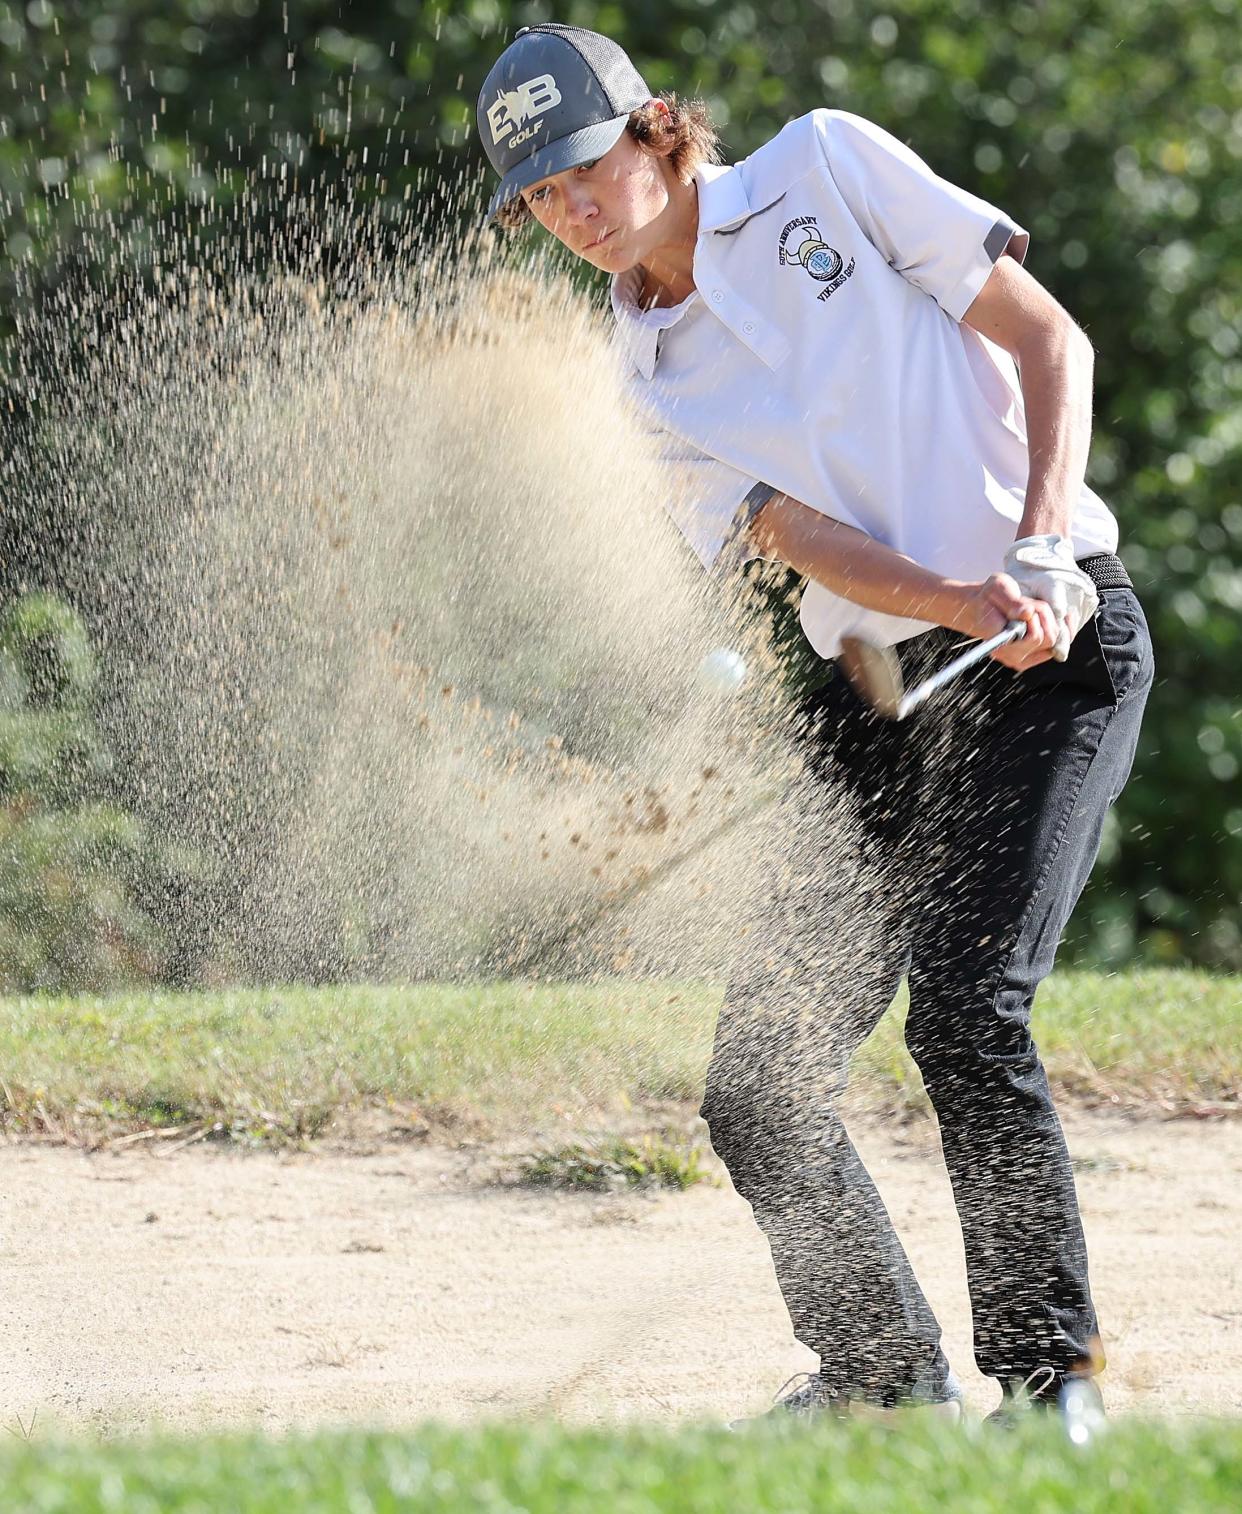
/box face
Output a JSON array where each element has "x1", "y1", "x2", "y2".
[{"x1": 519, "y1": 126, "x2": 676, "y2": 272}]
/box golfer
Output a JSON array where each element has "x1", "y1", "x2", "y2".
[{"x1": 477, "y1": 24, "x2": 1153, "y2": 1421}]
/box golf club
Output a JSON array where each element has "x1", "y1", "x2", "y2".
[{"x1": 839, "y1": 620, "x2": 1027, "y2": 721}]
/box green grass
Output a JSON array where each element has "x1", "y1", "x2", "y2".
[
  {"x1": 0, "y1": 979, "x2": 712, "y2": 1144},
  {"x1": 1, "y1": 1418, "x2": 1240, "y2": 1512},
  {"x1": 0, "y1": 970, "x2": 1236, "y2": 1144},
  {"x1": 516, "y1": 1134, "x2": 715, "y2": 1191},
  {"x1": 857, "y1": 969, "x2": 1241, "y2": 1114}
]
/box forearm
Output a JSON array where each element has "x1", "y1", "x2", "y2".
[
  {"x1": 750, "y1": 493, "x2": 971, "y2": 632},
  {"x1": 1014, "y1": 321, "x2": 1095, "y2": 539}
]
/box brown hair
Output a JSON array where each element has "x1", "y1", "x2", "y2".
[{"x1": 493, "y1": 91, "x2": 722, "y2": 232}]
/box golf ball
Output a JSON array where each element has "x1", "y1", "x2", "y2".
[{"x1": 697, "y1": 647, "x2": 748, "y2": 696}]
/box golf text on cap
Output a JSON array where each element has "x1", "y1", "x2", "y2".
[{"x1": 487, "y1": 74, "x2": 562, "y2": 150}]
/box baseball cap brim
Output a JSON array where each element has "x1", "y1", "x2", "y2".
[{"x1": 485, "y1": 114, "x2": 631, "y2": 222}]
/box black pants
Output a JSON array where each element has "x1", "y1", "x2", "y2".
[{"x1": 700, "y1": 586, "x2": 1154, "y2": 1404}]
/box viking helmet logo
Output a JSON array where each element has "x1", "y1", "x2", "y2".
[
  {"x1": 487, "y1": 74, "x2": 563, "y2": 147},
  {"x1": 779, "y1": 219, "x2": 845, "y2": 283}
]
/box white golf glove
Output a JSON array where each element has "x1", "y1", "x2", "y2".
[{"x1": 1002, "y1": 534, "x2": 1099, "y2": 662}]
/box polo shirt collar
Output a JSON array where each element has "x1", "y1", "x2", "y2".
[
  {"x1": 695, "y1": 160, "x2": 751, "y2": 233},
  {"x1": 609, "y1": 269, "x2": 694, "y2": 380},
  {"x1": 609, "y1": 162, "x2": 754, "y2": 379}
]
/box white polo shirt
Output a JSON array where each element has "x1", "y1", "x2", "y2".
[{"x1": 609, "y1": 109, "x2": 1119, "y2": 660}]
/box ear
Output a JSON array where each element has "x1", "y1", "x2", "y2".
[{"x1": 645, "y1": 98, "x2": 677, "y2": 158}]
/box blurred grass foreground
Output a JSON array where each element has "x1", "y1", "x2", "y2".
[
  {"x1": 0, "y1": 969, "x2": 1237, "y2": 1145},
  {"x1": 1, "y1": 1417, "x2": 1240, "y2": 1514}
]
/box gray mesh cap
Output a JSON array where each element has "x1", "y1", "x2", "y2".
[{"x1": 477, "y1": 24, "x2": 652, "y2": 222}]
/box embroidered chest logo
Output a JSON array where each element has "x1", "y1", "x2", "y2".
[
  {"x1": 778, "y1": 217, "x2": 856, "y2": 303},
  {"x1": 487, "y1": 74, "x2": 562, "y2": 151}
]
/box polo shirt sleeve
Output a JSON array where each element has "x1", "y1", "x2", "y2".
[
  {"x1": 814, "y1": 109, "x2": 1029, "y2": 321},
  {"x1": 656, "y1": 432, "x2": 779, "y2": 573}
]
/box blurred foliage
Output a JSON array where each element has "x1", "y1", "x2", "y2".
[
  {"x1": 0, "y1": 0, "x2": 1239, "y2": 969},
  {"x1": 0, "y1": 591, "x2": 203, "y2": 991}
]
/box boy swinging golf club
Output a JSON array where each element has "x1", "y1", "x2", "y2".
[{"x1": 476, "y1": 24, "x2": 1153, "y2": 1424}]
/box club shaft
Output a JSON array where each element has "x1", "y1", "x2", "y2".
[{"x1": 897, "y1": 620, "x2": 1026, "y2": 718}]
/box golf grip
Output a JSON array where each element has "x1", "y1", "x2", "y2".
[{"x1": 898, "y1": 620, "x2": 1028, "y2": 718}]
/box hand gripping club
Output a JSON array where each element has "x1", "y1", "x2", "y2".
[{"x1": 839, "y1": 621, "x2": 1027, "y2": 721}]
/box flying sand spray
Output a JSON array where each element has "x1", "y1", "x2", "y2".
[{"x1": 5, "y1": 184, "x2": 823, "y2": 991}]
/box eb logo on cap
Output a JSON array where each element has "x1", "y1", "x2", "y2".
[{"x1": 486, "y1": 74, "x2": 563, "y2": 150}]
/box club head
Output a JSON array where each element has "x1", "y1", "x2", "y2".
[{"x1": 838, "y1": 634, "x2": 906, "y2": 720}]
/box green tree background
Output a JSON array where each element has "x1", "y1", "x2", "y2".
[
  {"x1": 0, "y1": 591, "x2": 204, "y2": 990},
  {"x1": 1, "y1": 0, "x2": 1238, "y2": 983}
]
